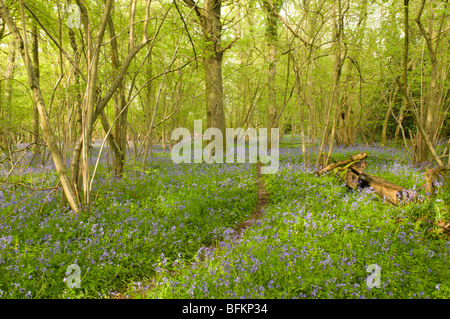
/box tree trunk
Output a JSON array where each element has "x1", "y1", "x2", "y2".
[
  {"x1": 293, "y1": 46, "x2": 307, "y2": 168},
  {"x1": 413, "y1": 0, "x2": 446, "y2": 164},
  {"x1": 141, "y1": 52, "x2": 154, "y2": 162},
  {"x1": 394, "y1": 101, "x2": 407, "y2": 141},
  {"x1": 76, "y1": 0, "x2": 113, "y2": 207},
  {"x1": 0, "y1": 0, "x2": 81, "y2": 213},
  {"x1": 68, "y1": 28, "x2": 83, "y2": 194},
  {"x1": 354, "y1": 171, "x2": 415, "y2": 206},
  {"x1": 108, "y1": 9, "x2": 129, "y2": 178},
  {"x1": 337, "y1": 63, "x2": 353, "y2": 146},
  {"x1": 31, "y1": 22, "x2": 40, "y2": 155},
  {"x1": 264, "y1": 0, "x2": 280, "y2": 147},
  {"x1": 183, "y1": 0, "x2": 226, "y2": 146},
  {"x1": 2, "y1": 40, "x2": 15, "y2": 149},
  {"x1": 425, "y1": 166, "x2": 449, "y2": 196},
  {"x1": 381, "y1": 85, "x2": 399, "y2": 147},
  {"x1": 395, "y1": 78, "x2": 444, "y2": 167},
  {"x1": 325, "y1": 0, "x2": 347, "y2": 164},
  {"x1": 204, "y1": 48, "x2": 225, "y2": 134}
]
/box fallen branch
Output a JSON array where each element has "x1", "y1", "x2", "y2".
[
  {"x1": 316, "y1": 152, "x2": 415, "y2": 206},
  {"x1": 315, "y1": 152, "x2": 367, "y2": 176},
  {"x1": 350, "y1": 168, "x2": 415, "y2": 206},
  {"x1": 345, "y1": 161, "x2": 366, "y2": 189}
]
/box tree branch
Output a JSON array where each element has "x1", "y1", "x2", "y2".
[{"x1": 267, "y1": 0, "x2": 311, "y2": 47}]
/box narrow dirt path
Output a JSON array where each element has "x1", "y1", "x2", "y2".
[
  {"x1": 235, "y1": 162, "x2": 269, "y2": 232},
  {"x1": 117, "y1": 162, "x2": 269, "y2": 298}
]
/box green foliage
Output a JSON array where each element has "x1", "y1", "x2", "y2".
[
  {"x1": 0, "y1": 152, "x2": 257, "y2": 298},
  {"x1": 0, "y1": 0, "x2": 449, "y2": 300},
  {"x1": 140, "y1": 145, "x2": 450, "y2": 299}
]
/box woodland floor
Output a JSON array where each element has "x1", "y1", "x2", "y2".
[
  {"x1": 1, "y1": 140, "x2": 450, "y2": 299},
  {"x1": 118, "y1": 162, "x2": 270, "y2": 299}
]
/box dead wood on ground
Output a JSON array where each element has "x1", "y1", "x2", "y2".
[{"x1": 316, "y1": 153, "x2": 448, "y2": 206}]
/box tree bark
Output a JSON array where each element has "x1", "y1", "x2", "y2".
[
  {"x1": 31, "y1": 22, "x2": 40, "y2": 155},
  {"x1": 315, "y1": 152, "x2": 367, "y2": 176},
  {"x1": 264, "y1": 0, "x2": 280, "y2": 146},
  {"x1": 325, "y1": 0, "x2": 347, "y2": 165},
  {"x1": 425, "y1": 166, "x2": 449, "y2": 196},
  {"x1": 68, "y1": 28, "x2": 83, "y2": 194},
  {"x1": 107, "y1": 10, "x2": 128, "y2": 177},
  {"x1": 2, "y1": 40, "x2": 15, "y2": 148},
  {"x1": 353, "y1": 170, "x2": 415, "y2": 206},
  {"x1": 395, "y1": 77, "x2": 445, "y2": 167},
  {"x1": 414, "y1": 0, "x2": 446, "y2": 164},
  {"x1": 0, "y1": 0, "x2": 81, "y2": 213},
  {"x1": 76, "y1": 0, "x2": 113, "y2": 206},
  {"x1": 381, "y1": 85, "x2": 399, "y2": 147},
  {"x1": 182, "y1": 0, "x2": 226, "y2": 144}
]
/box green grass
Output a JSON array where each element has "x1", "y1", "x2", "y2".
[
  {"x1": 135, "y1": 146, "x2": 450, "y2": 299},
  {"x1": 0, "y1": 153, "x2": 257, "y2": 298},
  {"x1": 1, "y1": 144, "x2": 449, "y2": 299}
]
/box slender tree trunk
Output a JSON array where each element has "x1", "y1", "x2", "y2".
[
  {"x1": 395, "y1": 77, "x2": 444, "y2": 167},
  {"x1": 394, "y1": 102, "x2": 407, "y2": 141},
  {"x1": 0, "y1": 0, "x2": 81, "y2": 213},
  {"x1": 142, "y1": 51, "x2": 154, "y2": 162},
  {"x1": 264, "y1": 0, "x2": 280, "y2": 146},
  {"x1": 115, "y1": 0, "x2": 136, "y2": 177},
  {"x1": 77, "y1": 0, "x2": 113, "y2": 206},
  {"x1": 3, "y1": 40, "x2": 15, "y2": 148},
  {"x1": 413, "y1": 0, "x2": 445, "y2": 164},
  {"x1": 143, "y1": 38, "x2": 181, "y2": 163},
  {"x1": 294, "y1": 48, "x2": 307, "y2": 167},
  {"x1": 326, "y1": 0, "x2": 346, "y2": 164},
  {"x1": 108, "y1": 8, "x2": 129, "y2": 177},
  {"x1": 31, "y1": 22, "x2": 40, "y2": 155},
  {"x1": 338, "y1": 70, "x2": 351, "y2": 146},
  {"x1": 68, "y1": 28, "x2": 83, "y2": 193},
  {"x1": 381, "y1": 85, "x2": 399, "y2": 147},
  {"x1": 316, "y1": 0, "x2": 346, "y2": 169}
]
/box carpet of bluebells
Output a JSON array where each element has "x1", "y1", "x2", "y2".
[
  {"x1": 0, "y1": 145, "x2": 256, "y2": 298},
  {"x1": 1, "y1": 138, "x2": 449, "y2": 299},
  {"x1": 136, "y1": 142, "x2": 450, "y2": 299}
]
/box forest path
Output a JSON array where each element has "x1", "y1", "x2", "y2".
[
  {"x1": 117, "y1": 162, "x2": 270, "y2": 298},
  {"x1": 235, "y1": 162, "x2": 269, "y2": 232}
]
